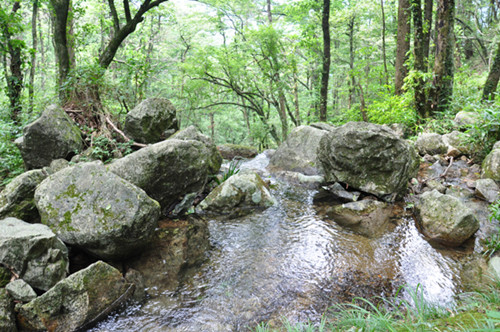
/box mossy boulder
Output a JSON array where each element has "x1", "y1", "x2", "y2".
[
  {"x1": 124, "y1": 98, "x2": 178, "y2": 144},
  {"x1": 108, "y1": 139, "x2": 215, "y2": 215},
  {"x1": 0, "y1": 289, "x2": 16, "y2": 332},
  {"x1": 268, "y1": 125, "x2": 331, "y2": 176},
  {"x1": 217, "y1": 143, "x2": 258, "y2": 160},
  {"x1": 0, "y1": 170, "x2": 47, "y2": 222},
  {"x1": 17, "y1": 261, "x2": 133, "y2": 332},
  {"x1": 475, "y1": 178, "x2": 499, "y2": 203},
  {"x1": 35, "y1": 161, "x2": 161, "y2": 260},
  {"x1": 0, "y1": 218, "x2": 68, "y2": 291},
  {"x1": 415, "y1": 190, "x2": 480, "y2": 247},
  {"x1": 17, "y1": 104, "x2": 83, "y2": 169},
  {"x1": 5, "y1": 279, "x2": 37, "y2": 302},
  {"x1": 199, "y1": 170, "x2": 276, "y2": 216},
  {"x1": 318, "y1": 122, "x2": 419, "y2": 201},
  {"x1": 482, "y1": 149, "x2": 500, "y2": 180},
  {"x1": 415, "y1": 133, "x2": 448, "y2": 156},
  {"x1": 170, "y1": 125, "x2": 222, "y2": 175}
]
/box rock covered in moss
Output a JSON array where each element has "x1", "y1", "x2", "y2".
[
  {"x1": 442, "y1": 131, "x2": 472, "y2": 157},
  {"x1": 0, "y1": 289, "x2": 16, "y2": 332},
  {"x1": 318, "y1": 122, "x2": 419, "y2": 201},
  {"x1": 108, "y1": 139, "x2": 215, "y2": 214},
  {"x1": 453, "y1": 110, "x2": 479, "y2": 127},
  {"x1": 124, "y1": 98, "x2": 178, "y2": 144},
  {"x1": 475, "y1": 178, "x2": 499, "y2": 203},
  {"x1": 0, "y1": 218, "x2": 68, "y2": 291},
  {"x1": 0, "y1": 170, "x2": 47, "y2": 222},
  {"x1": 268, "y1": 125, "x2": 331, "y2": 176},
  {"x1": 199, "y1": 170, "x2": 276, "y2": 215},
  {"x1": 0, "y1": 266, "x2": 10, "y2": 288},
  {"x1": 415, "y1": 190, "x2": 479, "y2": 247},
  {"x1": 35, "y1": 161, "x2": 161, "y2": 260},
  {"x1": 170, "y1": 125, "x2": 222, "y2": 175},
  {"x1": 326, "y1": 199, "x2": 391, "y2": 238},
  {"x1": 17, "y1": 261, "x2": 134, "y2": 332},
  {"x1": 482, "y1": 149, "x2": 500, "y2": 180},
  {"x1": 5, "y1": 279, "x2": 37, "y2": 302},
  {"x1": 17, "y1": 104, "x2": 83, "y2": 169},
  {"x1": 415, "y1": 133, "x2": 448, "y2": 156},
  {"x1": 217, "y1": 144, "x2": 258, "y2": 160}
]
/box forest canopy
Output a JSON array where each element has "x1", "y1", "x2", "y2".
[{"x1": 1, "y1": 0, "x2": 500, "y2": 184}]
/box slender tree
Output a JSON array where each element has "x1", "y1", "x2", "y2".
[
  {"x1": 380, "y1": 0, "x2": 389, "y2": 87},
  {"x1": 395, "y1": 0, "x2": 411, "y2": 95},
  {"x1": 319, "y1": 0, "x2": 331, "y2": 122},
  {"x1": 29, "y1": 0, "x2": 39, "y2": 113},
  {"x1": 429, "y1": 0, "x2": 455, "y2": 113},
  {"x1": 482, "y1": 41, "x2": 500, "y2": 101}
]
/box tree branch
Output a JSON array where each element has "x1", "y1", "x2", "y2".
[{"x1": 108, "y1": 0, "x2": 120, "y2": 32}]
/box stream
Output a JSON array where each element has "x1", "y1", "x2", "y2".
[{"x1": 92, "y1": 153, "x2": 473, "y2": 331}]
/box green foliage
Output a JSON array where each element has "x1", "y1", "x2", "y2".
[
  {"x1": 482, "y1": 200, "x2": 500, "y2": 258},
  {"x1": 467, "y1": 102, "x2": 500, "y2": 160},
  {"x1": 84, "y1": 135, "x2": 134, "y2": 164},
  {"x1": 365, "y1": 93, "x2": 417, "y2": 129},
  {"x1": 214, "y1": 159, "x2": 240, "y2": 185},
  {"x1": 0, "y1": 120, "x2": 23, "y2": 187}
]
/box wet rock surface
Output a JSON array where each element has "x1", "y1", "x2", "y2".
[
  {"x1": 35, "y1": 161, "x2": 161, "y2": 260},
  {"x1": 0, "y1": 217, "x2": 68, "y2": 291}
]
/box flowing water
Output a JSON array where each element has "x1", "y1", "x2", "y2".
[{"x1": 93, "y1": 153, "x2": 474, "y2": 331}]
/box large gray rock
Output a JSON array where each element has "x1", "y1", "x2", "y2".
[
  {"x1": 124, "y1": 98, "x2": 178, "y2": 144},
  {"x1": 416, "y1": 133, "x2": 447, "y2": 156},
  {"x1": 0, "y1": 289, "x2": 16, "y2": 332},
  {"x1": 268, "y1": 125, "x2": 331, "y2": 175},
  {"x1": 0, "y1": 218, "x2": 68, "y2": 291},
  {"x1": 17, "y1": 261, "x2": 134, "y2": 332},
  {"x1": 0, "y1": 170, "x2": 47, "y2": 222},
  {"x1": 35, "y1": 162, "x2": 160, "y2": 260},
  {"x1": 170, "y1": 125, "x2": 222, "y2": 175},
  {"x1": 326, "y1": 199, "x2": 391, "y2": 238},
  {"x1": 18, "y1": 104, "x2": 83, "y2": 169},
  {"x1": 475, "y1": 178, "x2": 499, "y2": 203},
  {"x1": 482, "y1": 149, "x2": 500, "y2": 180},
  {"x1": 442, "y1": 131, "x2": 472, "y2": 157},
  {"x1": 318, "y1": 122, "x2": 419, "y2": 201},
  {"x1": 217, "y1": 143, "x2": 258, "y2": 161},
  {"x1": 454, "y1": 111, "x2": 479, "y2": 127},
  {"x1": 108, "y1": 139, "x2": 215, "y2": 214},
  {"x1": 199, "y1": 170, "x2": 276, "y2": 216},
  {"x1": 415, "y1": 190, "x2": 480, "y2": 247}
]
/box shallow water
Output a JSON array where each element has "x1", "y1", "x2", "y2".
[{"x1": 92, "y1": 154, "x2": 473, "y2": 331}]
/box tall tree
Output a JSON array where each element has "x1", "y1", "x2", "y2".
[
  {"x1": 429, "y1": 0, "x2": 455, "y2": 113},
  {"x1": 29, "y1": 0, "x2": 39, "y2": 113},
  {"x1": 482, "y1": 41, "x2": 500, "y2": 101},
  {"x1": 380, "y1": 0, "x2": 389, "y2": 87},
  {"x1": 319, "y1": 0, "x2": 331, "y2": 122},
  {"x1": 395, "y1": 0, "x2": 411, "y2": 95},
  {"x1": 0, "y1": 0, "x2": 24, "y2": 124}
]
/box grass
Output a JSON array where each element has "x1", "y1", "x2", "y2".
[{"x1": 253, "y1": 283, "x2": 500, "y2": 332}]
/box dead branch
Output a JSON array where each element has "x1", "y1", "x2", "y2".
[
  {"x1": 440, "y1": 156, "x2": 454, "y2": 178},
  {"x1": 105, "y1": 116, "x2": 147, "y2": 148}
]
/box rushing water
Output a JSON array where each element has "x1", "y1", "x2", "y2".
[{"x1": 93, "y1": 153, "x2": 472, "y2": 331}]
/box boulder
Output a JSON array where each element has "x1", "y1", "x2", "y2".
[
  {"x1": 442, "y1": 131, "x2": 472, "y2": 157},
  {"x1": 268, "y1": 125, "x2": 330, "y2": 175},
  {"x1": 17, "y1": 104, "x2": 83, "y2": 169},
  {"x1": 493, "y1": 141, "x2": 500, "y2": 151},
  {"x1": 453, "y1": 111, "x2": 479, "y2": 127},
  {"x1": 0, "y1": 169, "x2": 47, "y2": 222},
  {"x1": 475, "y1": 179, "x2": 499, "y2": 203},
  {"x1": 17, "y1": 261, "x2": 134, "y2": 332},
  {"x1": 0, "y1": 218, "x2": 68, "y2": 291},
  {"x1": 322, "y1": 182, "x2": 361, "y2": 202},
  {"x1": 35, "y1": 161, "x2": 160, "y2": 260},
  {"x1": 124, "y1": 98, "x2": 178, "y2": 144},
  {"x1": 108, "y1": 139, "x2": 215, "y2": 214},
  {"x1": 415, "y1": 133, "x2": 447, "y2": 156},
  {"x1": 199, "y1": 170, "x2": 276, "y2": 216},
  {"x1": 43, "y1": 158, "x2": 70, "y2": 175},
  {"x1": 170, "y1": 125, "x2": 222, "y2": 175},
  {"x1": 0, "y1": 266, "x2": 10, "y2": 287},
  {"x1": 488, "y1": 256, "x2": 500, "y2": 280},
  {"x1": 318, "y1": 122, "x2": 419, "y2": 201},
  {"x1": 0, "y1": 289, "x2": 16, "y2": 332},
  {"x1": 217, "y1": 143, "x2": 258, "y2": 160},
  {"x1": 326, "y1": 199, "x2": 391, "y2": 237},
  {"x1": 482, "y1": 149, "x2": 500, "y2": 180},
  {"x1": 415, "y1": 190, "x2": 480, "y2": 246},
  {"x1": 5, "y1": 279, "x2": 37, "y2": 302},
  {"x1": 126, "y1": 215, "x2": 210, "y2": 295}
]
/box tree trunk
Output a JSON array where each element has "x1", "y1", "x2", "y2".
[
  {"x1": 412, "y1": 0, "x2": 431, "y2": 118},
  {"x1": 482, "y1": 41, "x2": 500, "y2": 101},
  {"x1": 29, "y1": 0, "x2": 39, "y2": 113},
  {"x1": 293, "y1": 71, "x2": 300, "y2": 126},
  {"x1": 348, "y1": 16, "x2": 356, "y2": 109},
  {"x1": 430, "y1": 0, "x2": 455, "y2": 113},
  {"x1": 319, "y1": 0, "x2": 331, "y2": 122},
  {"x1": 423, "y1": 0, "x2": 433, "y2": 62},
  {"x1": 395, "y1": 0, "x2": 411, "y2": 95},
  {"x1": 381, "y1": 0, "x2": 389, "y2": 87}
]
